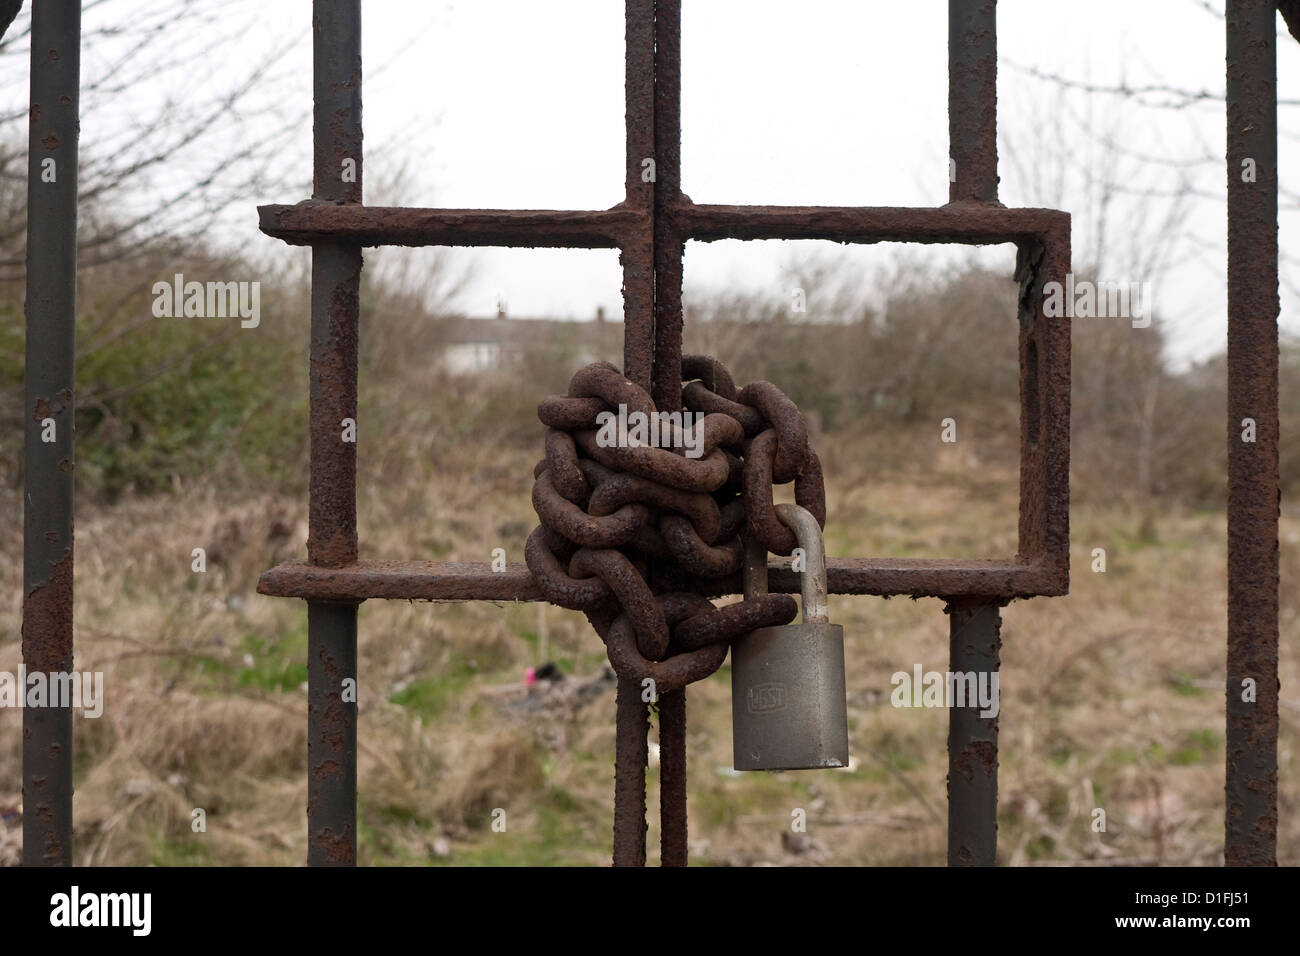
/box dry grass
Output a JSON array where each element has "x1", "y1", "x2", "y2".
[{"x1": 1, "y1": 426, "x2": 1297, "y2": 867}]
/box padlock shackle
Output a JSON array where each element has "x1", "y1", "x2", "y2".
[{"x1": 773, "y1": 503, "x2": 829, "y2": 624}]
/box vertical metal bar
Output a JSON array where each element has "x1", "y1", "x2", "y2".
[
  {"x1": 947, "y1": 0, "x2": 998, "y2": 203},
  {"x1": 1016, "y1": 223, "x2": 1072, "y2": 590},
  {"x1": 622, "y1": 0, "x2": 655, "y2": 392},
  {"x1": 651, "y1": 0, "x2": 683, "y2": 412},
  {"x1": 613, "y1": 676, "x2": 648, "y2": 866},
  {"x1": 1224, "y1": 0, "x2": 1278, "y2": 867},
  {"x1": 306, "y1": 602, "x2": 358, "y2": 865},
  {"x1": 614, "y1": 0, "x2": 656, "y2": 869},
  {"x1": 945, "y1": 600, "x2": 1000, "y2": 866},
  {"x1": 650, "y1": 0, "x2": 690, "y2": 866},
  {"x1": 947, "y1": 0, "x2": 1000, "y2": 865},
  {"x1": 658, "y1": 688, "x2": 687, "y2": 866},
  {"x1": 22, "y1": 0, "x2": 80, "y2": 868},
  {"x1": 307, "y1": 0, "x2": 362, "y2": 867}
]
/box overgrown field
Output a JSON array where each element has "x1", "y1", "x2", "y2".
[
  {"x1": 2, "y1": 434, "x2": 1295, "y2": 866},
  {"x1": 2, "y1": 254, "x2": 1297, "y2": 866}
]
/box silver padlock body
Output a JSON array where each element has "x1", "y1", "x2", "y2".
[{"x1": 731, "y1": 622, "x2": 849, "y2": 771}]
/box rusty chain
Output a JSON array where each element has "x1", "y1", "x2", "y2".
[{"x1": 526, "y1": 355, "x2": 826, "y2": 694}]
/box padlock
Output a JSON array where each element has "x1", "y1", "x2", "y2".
[{"x1": 731, "y1": 503, "x2": 849, "y2": 771}]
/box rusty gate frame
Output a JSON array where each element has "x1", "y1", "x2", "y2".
[
  {"x1": 14, "y1": 0, "x2": 1282, "y2": 868},
  {"x1": 255, "y1": 0, "x2": 1070, "y2": 867}
]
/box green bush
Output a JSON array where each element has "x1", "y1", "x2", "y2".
[{"x1": 0, "y1": 250, "x2": 309, "y2": 501}]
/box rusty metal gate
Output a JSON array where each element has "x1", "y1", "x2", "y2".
[{"x1": 16, "y1": 0, "x2": 1282, "y2": 867}]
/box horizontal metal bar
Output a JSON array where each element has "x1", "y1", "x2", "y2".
[
  {"x1": 258, "y1": 201, "x2": 1073, "y2": 250},
  {"x1": 258, "y1": 557, "x2": 1057, "y2": 602},
  {"x1": 258, "y1": 202, "x2": 641, "y2": 248},
  {"x1": 260, "y1": 561, "x2": 545, "y2": 601},
  {"x1": 680, "y1": 204, "x2": 1066, "y2": 244},
  {"x1": 797, "y1": 557, "x2": 1058, "y2": 599}
]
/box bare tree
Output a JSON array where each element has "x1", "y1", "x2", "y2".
[{"x1": 0, "y1": 0, "x2": 311, "y2": 287}]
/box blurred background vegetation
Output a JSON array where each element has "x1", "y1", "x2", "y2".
[{"x1": 2, "y1": 245, "x2": 1296, "y2": 513}]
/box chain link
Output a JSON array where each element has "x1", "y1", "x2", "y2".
[{"x1": 527, "y1": 356, "x2": 826, "y2": 692}]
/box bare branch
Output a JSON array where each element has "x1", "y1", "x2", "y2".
[{"x1": 1004, "y1": 59, "x2": 1300, "y2": 109}]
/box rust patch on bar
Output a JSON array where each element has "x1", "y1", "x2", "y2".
[
  {"x1": 313, "y1": 759, "x2": 341, "y2": 781},
  {"x1": 311, "y1": 826, "x2": 355, "y2": 865},
  {"x1": 32, "y1": 388, "x2": 72, "y2": 422},
  {"x1": 971, "y1": 739, "x2": 997, "y2": 774},
  {"x1": 23, "y1": 548, "x2": 73, "y2": 672}
]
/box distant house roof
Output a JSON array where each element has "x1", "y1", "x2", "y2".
[{"x1": 444, "y1": 316, "x2": 619, "y2": 347}]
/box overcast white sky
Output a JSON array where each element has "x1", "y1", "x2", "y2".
[{"x1": 13, "y1": 0, "x2": 1300, "y2": 367}]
